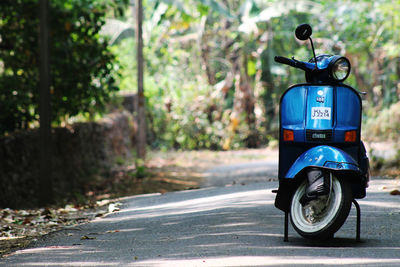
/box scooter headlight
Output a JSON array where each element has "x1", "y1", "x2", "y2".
[{"x1": 329, "y1": 56, "x2": 351, "y2": 82}]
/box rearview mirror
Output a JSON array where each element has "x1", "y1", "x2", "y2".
[{"x1": 295, "y1": 24, "x2": 312, "y2": 41}]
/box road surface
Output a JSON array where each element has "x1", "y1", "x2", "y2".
[{"x1": 1, "y1": 159, "x2": 400, "y2": 266}]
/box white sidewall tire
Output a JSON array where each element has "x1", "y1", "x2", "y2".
[{"x1": 290, "y1": 174, "x2": 352, "y2": 239}]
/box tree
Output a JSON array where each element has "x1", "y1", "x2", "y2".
[{"x1": 0, "y1": 0, "x2": 121, "y2": 135}]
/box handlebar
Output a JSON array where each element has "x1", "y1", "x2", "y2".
[
  {"x1": 274, "y1": 56, "x2": 314, "y2": 71},
  {"x1": 274, "y1": 56, "x2": 297, "y2": 68}
]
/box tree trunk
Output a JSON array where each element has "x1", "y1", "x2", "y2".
[
  {"x1": 135, "y1": 0, "x2": 146, "y2": 159},
  {"x1": 260, "y1": 25, "x2": 275, "y2": 135},
  {"x1": 200, "y1": 39, "x2": 216, "y2": 85},
  {"x1": 347, "y1": 53, "x2": 371, "y2": 101},
  {"x1": 198, "y1": 16, "x2": 216, "y2": 85},
  {"x1": 230, "y1": 49, "x2": 257, "y2": 148},
  {"x1": 39, "y1": 0, "x2": 53, "y2": 206}
]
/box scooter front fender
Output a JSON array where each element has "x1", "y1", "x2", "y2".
[
  {"x1": 285, "y1": 145, "x2": 360, "y2": 179},
  {"x1": 275, "y1": 145, "x2": 365, "y2": 212}
]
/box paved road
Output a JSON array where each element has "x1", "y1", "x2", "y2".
[
  {"x1": 1, "y1": 161, "x2": 400, "y2": 266},
  {"x1": 202, "y1": 160, "x2": 278, "y2": 188}
]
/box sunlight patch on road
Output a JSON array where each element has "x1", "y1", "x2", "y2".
[
  {"x1": 359, "y1": 200, "x2": 400, "y2": 209},
  {"x1": 100, "y1": 189, "x2": 275, "y2": 221},
  {"x1": 128, "y1": 256, "x2": 400, "y2": 267},
  {"x1": 15, "y1": 246, "x2": 78, "y2": 254},
  {"x1": 13, "y1": 247, "x2": 118, "y2": 266},
  {"x1": 19, "y1": 262, "x2": 118, "y2": 266},
  {"x1": 210, "y1": 222, "x2": 257, "y2": 228}
]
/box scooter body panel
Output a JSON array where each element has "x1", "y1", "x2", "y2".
[
  {"x1": 279, "y1": 83, "x2": 363, "y2": 180},
  {"x1": 284, "y1": 145, "x2": 360, "y2": 179}
]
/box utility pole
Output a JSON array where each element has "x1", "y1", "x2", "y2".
[
  {"x1": 39, "y1": 0, "x2": 53, "y2": 205},
  {"x1": 135, "y1": 0, "x2": 146, "y2": 159}
]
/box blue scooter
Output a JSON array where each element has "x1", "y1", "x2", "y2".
[{"x1": 273, "y1": 24, "x2": 370, "y2": 241}]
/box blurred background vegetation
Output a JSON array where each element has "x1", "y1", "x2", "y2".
[{"x1": 1, "y1": 0, "x2": 400, "y2": 151}]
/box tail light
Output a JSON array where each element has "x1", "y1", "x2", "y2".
[
  {"x1": 283, "y1": 129, "x2": 294, "y2": 141},
  {"x1": 345, "y1": 130, "x2": 357, "y2": 142}
]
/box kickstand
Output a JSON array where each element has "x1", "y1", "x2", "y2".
[
  {"x1": 284, "y1": 211, "x2": 289, "y2": 242},
  {"x1": 352, "y1": 199, "x2": 361, "y2": 242}
]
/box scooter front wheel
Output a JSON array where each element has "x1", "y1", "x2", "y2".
[{"x1": 290, "y1": 174, "x2": 352, "y2": 239}]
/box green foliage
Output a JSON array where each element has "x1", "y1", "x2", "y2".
[
  {"x1": 133, "y1": 158, "x2": 150, "y2": 178},
  {"x1": 363, "y1": 101, "x2": 400, "y2": 142},
  {"x1": 0, "y1": 0, "x2": 124, "y2": 135},
  {"x1": 3, "y1": 0, "x2": 400, "y2": 148},
  {"x1": 142, "y1": 52, "x2": 231, "y2": 150},
  {"x1": 116, "y1": 0, "x2": 400, "y2": 150},
  {"x1": 110, "y1": 38, "x2": 137, "y2": 91},
  {"x1": 316, "y1": 0, "x2": 400, "y2": 107}
]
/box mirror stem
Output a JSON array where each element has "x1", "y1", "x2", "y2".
[{"x1": 309, "y1": 37, "x2": 318, "y2": 70}]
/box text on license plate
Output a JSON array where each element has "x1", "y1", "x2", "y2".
[{"x1": 311, "y1": 107, "x2": 331, "y2": 120}]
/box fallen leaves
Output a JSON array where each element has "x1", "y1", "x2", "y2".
[
  {"x1": 80, "y1": 235, "x2": 96, "y2": 240},
  {"x1": 390, "y1": 189, "x2": 400, "y2": 195},
  {"x1": 378, "y1": 185, "x2": 400, "y2": 196},
  {"x1": 1, "y1": 208, "x2": 62, "y2": 240},
  {"x1": 0, "y1": 200, "x2": 122, "y2": 257},
  {"x1": 108, "y1": 203, "x2": 121, "y2": 213},
  {"x1": 106, "y1": 230, "x2": 120, "y2": 233}
]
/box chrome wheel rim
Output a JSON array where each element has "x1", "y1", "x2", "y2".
[{"x1": 291, "y1": 175, "x2": 342, "y2": 233}]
